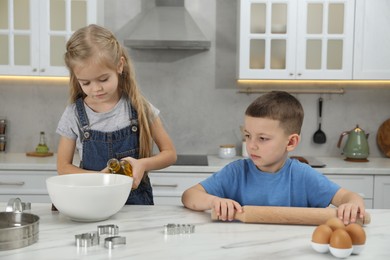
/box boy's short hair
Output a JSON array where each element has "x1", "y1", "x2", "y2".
[{"x1": 245, "y1": 91, "x2": 304, "y2": 135}]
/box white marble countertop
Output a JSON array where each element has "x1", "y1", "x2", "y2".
[
  {"x1": 1, "y1": 153, "x2": 390, "y2": 175},
  {"x1": 0, "y1": 203, "x2": 388, "y2": 260}
]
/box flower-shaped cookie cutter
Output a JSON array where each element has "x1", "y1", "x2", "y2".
[
  {"x1": 97, "y1": 224, "x2": 119, "y2": 236},
  {"x1": 75, "y1": 231, "x2": 100, "y2": 247},
  {"x1": 164, "y1": 223, "x2": 195, "y2": 235}
]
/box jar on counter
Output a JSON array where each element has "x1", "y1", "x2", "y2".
[
  {"x1": 0, "y1": 135, "x2": 6, "y2": 152},
  {"x1": 218, "y1": 144, "x2": 236, "y2": 159}
]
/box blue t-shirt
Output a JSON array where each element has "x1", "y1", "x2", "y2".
[{"x1": 200, "y1": 158, "x2": 340, "y2": 208}]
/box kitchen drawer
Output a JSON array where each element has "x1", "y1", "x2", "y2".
[
  {"x1": 149, "y1": 172, "x2": 212, "y2": 204},
  {"x1": 0, "y1": 194, "x2": 51, "y2": 203},
  {"x1": 325, "y1": 174, "x2": 374, "y2": 199},
  {"x1": 0, "y1": 171, "x2": 55, "y2": 195},
  {"x1": 153, "y1": 196, "x2": 182, "y2": 206}
]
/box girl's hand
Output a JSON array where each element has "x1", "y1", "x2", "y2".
[
  {"x1": 336, "y1": 202, "x2": 365, "y2": 225},
  {"x1": 211, "y1": 198, "x2": 242, "y2": 221},
  {"x1": 100, "y1": 166, "x2": 110, "y2": 174},
  {"x1": 121, "y1": 157, "x2": 146, "y2": 189}
]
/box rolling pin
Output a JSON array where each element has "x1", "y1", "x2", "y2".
[{"x1": 211, "y1": 206, "x2": 371, "y2": 226}]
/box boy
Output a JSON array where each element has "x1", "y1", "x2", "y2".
[{"x1": 182, "y1": 91, "x2": 365, "y2": 224}]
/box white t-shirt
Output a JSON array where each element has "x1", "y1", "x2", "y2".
[{"x1": 56, "y1": 96, "x2": 159, "y2": 160}]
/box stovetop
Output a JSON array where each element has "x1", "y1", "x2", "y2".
[{"x1": 173, "y1": 155, "x2": 208, "y2": 166}]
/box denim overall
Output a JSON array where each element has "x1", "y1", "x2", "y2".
[{"x1": 75, "y1": 98, "x2": 154, "y2": 205}]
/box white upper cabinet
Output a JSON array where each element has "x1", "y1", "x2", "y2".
[
  {"x1": 353, "y1": 0, "x2": 390, "y2": 79},
  {"x1": 0, "y1": 0, "x2": 98, "y2": 76},
  {"x1": 238, "y1": 0, "x2": 355, "y2": 80}
]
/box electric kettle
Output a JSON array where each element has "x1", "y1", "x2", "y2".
[{"x1": 337, "y1": 125, "x2": 369, "y2": 161}]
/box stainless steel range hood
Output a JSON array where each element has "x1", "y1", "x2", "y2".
[{"x1": 124, "y1": 0, "x2": 211, "y2": 50}]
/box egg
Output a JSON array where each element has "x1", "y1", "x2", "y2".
[
  {"x1": 312, "y1": 224, "x2": 333, "y2": 244},
  {"x1": 345, "y1": 223, "x2": 366, "y2": 245},
  {"x1": 326, "y1": 217, "x2": 345, "y2": 231},
  {"x1": 329, "y1": 229, "x2": 353, "y2": 258},
  {"x1": 311, "y1": 224, "x2": 333, "y2": 253},
  {"x1": 330, "y1": 229, "x2": 352, "y2": 249},
  {"x1": 346, "y1": 223, "x2": 366, "y2": 254}
]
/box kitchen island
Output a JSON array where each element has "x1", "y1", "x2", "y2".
[{"x1": 0, "y1": 203, "x2": 389, "y2": 259}]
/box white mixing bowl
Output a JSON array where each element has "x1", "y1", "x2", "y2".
[{"x1": 46, "y1": 173, "x2": 133, "y2": 222}]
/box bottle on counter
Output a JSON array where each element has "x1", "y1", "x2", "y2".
[
  {"x1": 107, "y1": 158, "x2": 133, "y2": 177},
  {"x1": 0, "y1": 118, "x2": 6, "y2": 135},
  {"x1": 0, "y1": 135, "x2": 6, "y2": 152},
  {"x1": 35, "y1": 131, "x2": 49, "y2": 154}
]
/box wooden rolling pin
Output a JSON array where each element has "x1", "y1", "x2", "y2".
[{"x1": 211, "y1": 206, "x2": 371, "y2": 226}]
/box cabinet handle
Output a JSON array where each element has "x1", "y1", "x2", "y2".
[
  {"x1": 297, "y1": 73, "x2": 302, "y2": 76},
  {"x1": 0, "y1": 181, "x2": 25, "y2": 186},
  {"x1": 289, "y1": 73, "x2": 294, "y2": 76},
  {"x1": 152, "y1": 183, "x2": 178, "y2": 188},
  {"x1": 40, "y1": 68, "x2": 45, "y2": 72},
  {"x1": 32, "y1": 68, "x2": 37, "y2": 72}
]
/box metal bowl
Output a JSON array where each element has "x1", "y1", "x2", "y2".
[{"x1": 0, "y1": 211, "x2": 39, "y2": 250}]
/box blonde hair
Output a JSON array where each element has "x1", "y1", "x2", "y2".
[{"x1": 64, "y1": 24, "x2": 152, "y2": 158}]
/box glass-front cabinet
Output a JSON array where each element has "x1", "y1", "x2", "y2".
[
  {"x1": 0, "y1": 0, "x2": 98, "y2": 76},
  {"x1": 238, "y1": 0, "x2": 354, "y2": 80}
]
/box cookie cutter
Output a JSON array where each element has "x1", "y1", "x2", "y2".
[
  {"x1": 75, "y1": 231, "x2": 100, "y2": 247},
  {"x1": 97, "y1": 224, "x2": 119, "y2": 236},
  {"x1": 164, "y1": 224, "x2": 195, "y2": 235},
  {"x1": 5, "y1": 198, "x2": 31, "y2": 213},
  {"x1": 104, "y1": 236, "x2": 126, "y2": 249}
]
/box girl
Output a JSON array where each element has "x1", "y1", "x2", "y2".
[{"x1": 56, "y1": 24, "x2": 177, "y2": 205}]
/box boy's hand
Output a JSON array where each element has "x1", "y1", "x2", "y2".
[
  {"x1": 211, "y1": 198, "x2": 242, "y2": 221},
  {"x1": 336, "y1": 202, "x2": 365, "y2": 225}
]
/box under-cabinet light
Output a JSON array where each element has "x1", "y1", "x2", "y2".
[{"x1": 0, "y1": 75, "x2": 69, "y2": 84}]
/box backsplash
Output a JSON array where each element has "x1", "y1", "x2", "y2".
[{"x1": 0, "y1": 0, "x2": 389, "y2": 158}]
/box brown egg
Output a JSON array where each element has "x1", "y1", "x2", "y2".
[
  {"x1": 345, "y1": 223, "x2": 366, "y2": 245},
  {"x1": 312, "y1": 224, "x2": 333, "y2": 244},
  {"x1": 330, "y1": 229, "x2": 353, "y2": 249},
  {"x1": 326, "y1": 217, "x2": 345, "y2": 231}
]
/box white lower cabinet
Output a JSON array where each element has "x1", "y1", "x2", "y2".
[
  {"x1": 325, "y1": 174, "x2": 373, "y2": 209},
  {"x1": 0, "y1": 168, "x2": 388, "y2": 209},
  {"x1": 373, "y1": 176, "x2": 390, "y2": 209},
  {"x1": 0, "y1": 170, "x2": 54, "y2": 203},
  {"x1": 149, "y1": 172, "x2": 212, "y2": 206}
]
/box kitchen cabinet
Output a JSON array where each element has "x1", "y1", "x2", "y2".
[
  {"x1": 0, "y1": 0, "x2": 100, "y2": 76},
  {"x1": 1, "y1": 154, "x2": 390, "y2": 208},
  {"x1": 373, "y1": 176, "x2": 390, "y2": 209},
  {"x1": 325, "y1": 174, "x2": 373, "y2": 209},
  {"x1": 149, "y1": 171, "x2": 212, "y2": 205},
  {"x1": 0, "y1": 170, "x2": 53, "y2": 203},
  {"x1": 353, "y1": 0, "x2": 390, "y2": 79},
  {"x1": 237, "y1": 0, "x2": 354, "y2": 80}
]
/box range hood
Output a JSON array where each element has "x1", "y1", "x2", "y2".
[{"x1": 124, "y1": 0, "x2": 211, "y2": 50}]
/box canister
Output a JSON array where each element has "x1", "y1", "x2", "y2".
[{"x1": 218, "y1": 144, "x2": 236, "y2": 159}]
